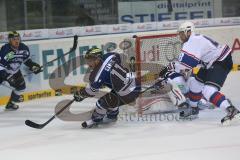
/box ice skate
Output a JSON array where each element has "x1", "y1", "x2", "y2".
[
  {"x1": 221, "y1": 106, "x2": 240, "y2": 125},
  {"x1": 5, "y1": 101, "x2": 19, "y2": 111},
  {"x1": 81, "y1": 119, "x2": 99, "y2": 128}
]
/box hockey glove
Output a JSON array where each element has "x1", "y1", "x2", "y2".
[
  {"x1": 29, "y1": 63, "x2": 42, "y2": 74},
  {"x1": 0, "y1": 70, "x2": 10, "y2": 83},
  {"x1": 30, "y1": 65, "x2": 41, "y2": 74},
  {"x1": 159, "y1": 62, "x2": 175, "y2": 79},
  {"x1": 25, "y1": 59, "x2": 42, "y2": 74},
  {"x1": 74, "y1": 89, "x2": 88, "y2": 102}
]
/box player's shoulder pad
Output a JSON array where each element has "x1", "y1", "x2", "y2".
[
  {"x1": 19, "y1": 43, "x2": 29, "y2": 51},
  {"x1": 188, "y1": 33, "x2": 203, "y2": 42},
  {"x1": 103, "y1": 52, "x2": 121, "y2": 64},
  {"x1": 102, "y1": 52, "x2": 115, "y2": 59},
  {"x1": 0, "y1": 43, "x2": 10, "y2": 51},
  {"x1": 183, "y1": 34, "x2": 201, "y2": 48}
]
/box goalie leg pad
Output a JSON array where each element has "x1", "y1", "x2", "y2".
[
  {"x1": 154, "y1": 81, "x2": 172, "y2": 94},
  {"x1": 168, "y1": 82, "x2": 186, "y2": 107}
]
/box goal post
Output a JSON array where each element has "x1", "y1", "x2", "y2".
[{"x1": 123, "y1": 33, "x2": 182, "y2": 114}]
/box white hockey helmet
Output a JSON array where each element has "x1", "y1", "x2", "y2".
[{"x1": 177, "y1": 21, "x2": 195, "y2": 36}]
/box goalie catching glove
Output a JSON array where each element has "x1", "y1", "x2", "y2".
[{"x1": 159, "y1": 62, "x2": 175, "y2": 79}]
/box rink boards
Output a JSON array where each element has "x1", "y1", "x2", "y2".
[{"x1": 0, "y1": 25, "x2": 240, "y2": 105}]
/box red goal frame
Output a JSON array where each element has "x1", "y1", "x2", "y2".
[{"x1": 134, "y1": 33, "x2": 179, "y2": 114}]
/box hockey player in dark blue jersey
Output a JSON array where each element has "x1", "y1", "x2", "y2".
[
  {"x1": 0, "y1": 31, "x2": 41, "y2": 110},
  {"x1": 73, "y1": 47, "x2": 142, "y2": 128}
]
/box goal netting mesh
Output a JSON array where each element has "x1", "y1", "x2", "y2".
[{"x1": 122, "y1": 33, "x2": 182, "y2": 114}]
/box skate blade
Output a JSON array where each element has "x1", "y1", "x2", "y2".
[
  {"x1": 81, "y1": 122, "x2": 99, "y2": 129},
  {"x1": 82, "y1": 120, "x2": 117, "y2": 129},
  {"x1": 4, "y1": 108, "x2": 19, "y2": 111}
]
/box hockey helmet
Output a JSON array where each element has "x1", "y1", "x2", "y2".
[
  {"x1": 8, "y1": 31, "x2": 20, "y2": 39},
  {"x1": 85, "y1": 47, "x2": 103, "y2": 59},
  {"x1": 177, "y1": 21, "x2": 195, "y2": 36}
]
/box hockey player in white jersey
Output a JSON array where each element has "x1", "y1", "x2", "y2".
[
  {"x1": 0, "y1": 31, "x2": 41, "y2": 110},
  {"x1": 160, "y1": 22, "x2": 240, "y2": 124},
  {"x1": 73, "y1": 47, "x2": 142, "y2": 128}
]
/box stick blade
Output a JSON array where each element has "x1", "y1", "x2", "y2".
[{"x1": 25, "y1": 120, "x2": 43, "y2": 129}]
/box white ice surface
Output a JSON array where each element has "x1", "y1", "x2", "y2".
[{"x1": 0, "y1": 72, "x2": 240, "y2": 160}]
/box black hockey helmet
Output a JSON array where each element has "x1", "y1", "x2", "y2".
[
  {"x1": 85, "y1": 47, "x2": 103, "y2": 59},
  {"x1": 8, "y1": 31, "x2": 20, "y2": 39}
]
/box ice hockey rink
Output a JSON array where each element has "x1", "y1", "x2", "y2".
[{"x1": 0, "y1": 71, "x2": 239, "y2": 160}]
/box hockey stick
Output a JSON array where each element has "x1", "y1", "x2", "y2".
[
  {"x1": 24, "y1": 79, "x2": 166, "y2": 129},
  {"x1": 128, "y1": 54, "x2": 169, "y2": 95},
  {"x1": 25, "y1": 99, "x2": 75, "y2": 129},
  {"x1": 23, "y1": 35, "x2": 78, "y2": 77},
  {"x1": 40, "y1": 35, "x2": 78, "y2": 71},
  {"x1": 140, "y1": 77, "x2": 168, "y2": 94}
]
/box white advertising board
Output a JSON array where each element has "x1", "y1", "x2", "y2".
[
  {"x1": 0, "y1": 25, "x2": 240, "y2": 97},
  {"x1": 1, "y1": 17, "x2": 240, "y2": 42}
]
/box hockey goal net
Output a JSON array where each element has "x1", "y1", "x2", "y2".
[{"x1": 123, "y1": 33, "x2": 182, "y2": 114}]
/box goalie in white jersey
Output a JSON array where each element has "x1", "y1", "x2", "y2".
[{"x1": 161, "y1": 22, "x2": 240, "y2": 124}]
